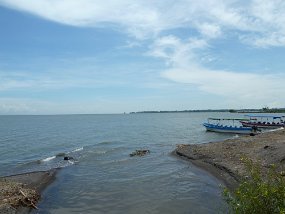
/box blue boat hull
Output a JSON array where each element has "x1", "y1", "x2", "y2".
[{"x1": 203, "y1": 123, "x2": 253, "y2": 134}]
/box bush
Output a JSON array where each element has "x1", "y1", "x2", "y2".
[{"x1": 223, "y1": 158, "x2": 285, "y2": 214}]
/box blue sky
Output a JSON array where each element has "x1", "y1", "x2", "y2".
[{"x1": 0, "y1": 0, "x2": 285, "y2": 114}]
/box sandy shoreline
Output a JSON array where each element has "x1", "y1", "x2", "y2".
[
  {"x1": 0, "y1": 169, "x2": 58, "y2": 214},
  {"x1": 174, "y1": 129, "x2": 285, "y2": 190}
]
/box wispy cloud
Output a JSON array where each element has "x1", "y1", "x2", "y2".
[
  {"x1": 1, "y1": 0, "x2": 285, "y2": 45},
  {"x1": 163, "y1": 68, "x2": 285, "y2": 107},
  {"x1": 0, "y1": 68, "x2": 126, "y2": 92},
  {"x1": 148, "y1": 35, "x2": 285, "y2": 107},
  {"x1": 2, "y1": 0, "x2": 285, "y2": 49},
  {"x1": 0, "y1": 98, "x2": 103, "y2": 114},
  {"x1": 1, "y1": 0, "x2": 285, "y2": 113},
  {"x1": 0, "y1": 53, "x2": 161, "y2": 93}
]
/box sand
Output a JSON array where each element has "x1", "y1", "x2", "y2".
[
  {"x1": 0, "y1": 169, "x2": 58, "y2": 214},
  {"x1": 174, "y1": 129, "x2": 285, "y2": 190}
]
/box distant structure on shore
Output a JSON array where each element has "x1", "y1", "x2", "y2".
[{"x1": 130, "y1": 107, "x2": 285, "y2": 114}]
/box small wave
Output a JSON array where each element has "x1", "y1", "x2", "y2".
[
  {"x1": 93, "y1": 150, "x2": 107, "y2": 154},
  {"x1": 80, "y1": 149, "x2": 107, "y2": 159},
  {"x1": 72, "y1": 147, "x2": 83, "y2": 152},
  {"x1": 42, "y1": 156, "x2": 56, "y2": 162},
  {"x1": 68, "y1": 160, "x2": 75, "y2": 165},
  {"x1": 98, "y1": 141, "x2": 113, "y2": 145},
  {"x1": 56, "y1": 147, "x2": 83, "y2": 157}
]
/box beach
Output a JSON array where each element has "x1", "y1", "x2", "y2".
[
  {"x1": 174, "y1": 129, "x2": 285, "y2": 190},
  {"x1": 0, "y1": 169, "x2": 58, "y2": 213}
]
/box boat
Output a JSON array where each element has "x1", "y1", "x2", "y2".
[
  {"x1": 240, "y1": 115, "x2": 285, "y2": 128},
  {"x1": 203, "y1": 118, "x2": 255, "y2": 134}
]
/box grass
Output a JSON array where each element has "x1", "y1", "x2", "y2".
[{"x1": 223, "y1": 157, "x2": 285, "y2": 214}]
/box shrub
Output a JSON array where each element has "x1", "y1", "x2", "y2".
[{"x1": 223, "y1": 158, "x2": 285, "y2": 214}]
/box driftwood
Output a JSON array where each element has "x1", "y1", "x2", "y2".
[{"x1": 19, "y1": 189, "x2": 38, "y2": 210}]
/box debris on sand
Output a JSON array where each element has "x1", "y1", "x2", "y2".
[
  {"x1": 0, "y1": 179, "x2": 40, "y2": 212},
  {"x1": 0, "y1": 169, "x2": 58, "y2": 214}
]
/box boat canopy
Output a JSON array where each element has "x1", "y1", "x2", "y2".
[
  {"x1": 208, "y1": 118, "x2": 249, "y2": 121},
  {"x1": 244, "y1": 115, "x2": 285, "y2": 119}
]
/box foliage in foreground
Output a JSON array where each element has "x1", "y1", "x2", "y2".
[{"x1": 223, "y1": 158, "x2": 285, "y2": 214}]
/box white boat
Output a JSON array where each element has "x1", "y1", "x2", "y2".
[{"x1": 203, "y1": 118, "x2": 255, "y2": 134}]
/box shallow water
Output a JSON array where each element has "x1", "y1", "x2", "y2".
[{"x1": 0, "y1": 113, "x2": 239, "y2": 213}]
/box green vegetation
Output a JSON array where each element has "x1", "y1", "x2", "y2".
[
  {"x1": 262, "y1": 108, "x2": 285, "y2": 113},
  {"x1": 130, "y1": 107, "x2": 285, "y2": 114},
  {"x1": 233, "y1": 107, "x2": 285, "y2": 113},
  {"x1": 223, "y1": 158, "x2": 285, "y2": 214}
]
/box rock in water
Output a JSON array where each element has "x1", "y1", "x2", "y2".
[
  {"x1": 130, "y1": 150, "x2": 150, "y2": 157},
  {"x1": 63, "y1": 156, "x2": 74, "y2": 160}
]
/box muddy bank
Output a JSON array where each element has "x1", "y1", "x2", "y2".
[
  {"x1": 174, "y1": 129, "x2": 285, "y2": 190},
  {"x1": 0, "y1": 169, "x2": 58, "y2": 214}
]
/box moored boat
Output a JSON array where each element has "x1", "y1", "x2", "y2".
[
  {"x1": 203, "y1": 118, "x2": 255, "y2": 134},
  {"x1": 240, "y1": 115, "x2": 285, "y2": 128}
]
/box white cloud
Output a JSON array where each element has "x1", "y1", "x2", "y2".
[
  {"x1": 1, "y1": 0, "x2": 285, "y2": 111},
  {"x1": 147, "y1": 36, "x2": 208, "y2": 67},
  {"x1": 163, "y1": 67, "x2": 285, "y2": 107},
  {"x1": 0, "y1": 96, "x2": 186, "y2": 114},
  {"x1": 0, "y1": 98, "x2": 91, "y2": 114},
  {"x1": 197, "y1": 23, "x2": 222, "y2": 39},
  {"x1": 0, "y1": 65, "x2": 127, "y2": 92},
  {"x1": 1, "y1": 0, "x2": 285, "y2": 45},
  {"x1": 244, "y1": 0, "x2": 285, "y2": 47},
  {"x1": 0, "y1": 0, "x2": 164, "y2": 39},
  {"x1": 147, "y1": 35, "x2": 285, "y2": 107},
  {"x1": 249, "y1": 33, "x2": 285, "y2": 48},
  {"x1": 0, "y1": 98, "x2": 34, "y2": 114}
]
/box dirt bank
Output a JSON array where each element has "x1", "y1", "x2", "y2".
[
  {"x1": 174, "y1": 129, "x2": 285, "y2": 190},
  {"x1": 0, "y1": 169, "x2": 58, "y2": 214}
]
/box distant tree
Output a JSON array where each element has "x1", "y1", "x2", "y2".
[
  {"x1": 229, "y1": 109, "x2": 237, "y2": 113},
  {"x1": 262, "y1": 106, "x2": 269, "y2": 112}
]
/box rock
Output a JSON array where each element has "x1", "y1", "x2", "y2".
[
  {"x1": 130, "y1": 150, "x2": 150, "y2": 157},
  {"x1": 63, "y1": 156, "x2": 74, "y2": 160}
]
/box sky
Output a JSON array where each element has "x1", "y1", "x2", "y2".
[{"x1": 0, "y1": 0, "x2": 285, "y2": 114}]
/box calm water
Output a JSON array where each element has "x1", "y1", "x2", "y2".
[{"x1": 0, "y1": 113, "x2": 239, "y2": 213}]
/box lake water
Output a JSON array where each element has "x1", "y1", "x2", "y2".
[{"x1": 0, "y1": 112, "x2": 240, "y2": 213}]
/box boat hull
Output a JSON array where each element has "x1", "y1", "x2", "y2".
[
  {"x1": 203, "y1": 123, "x2": 253, "y2": 134},
  {"x1": 241, "y1": 121, "x2": 284, "y2": 128}
]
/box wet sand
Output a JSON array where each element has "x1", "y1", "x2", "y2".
[
  {"x1": 0, "y1": 169, "x2": 58, "y2": 214},
  {"x1": 174, "y1": 129, "x2": 285, "y2": 190}
]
